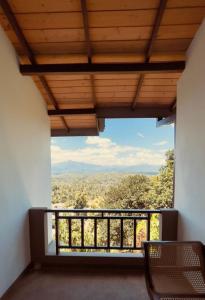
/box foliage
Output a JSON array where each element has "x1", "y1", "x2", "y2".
[
  {"x1": 148, "y1": 149, "x2": 174, "y2": 209},
  {"x1": 52, "y1": 150, "x2": 174, "y2": 252},
  {"x1": 104, "y1": 175, "x2": 151, "y2": 209}
]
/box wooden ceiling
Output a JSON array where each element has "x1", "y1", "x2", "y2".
[{"x1": 0, "y1": 0, "x2": 204, "y2": 136}]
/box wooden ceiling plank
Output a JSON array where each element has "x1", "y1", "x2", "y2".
[
  {"x1": 5, "y1": 25, "x2": 198, "y2": 44},
  {"x1": 0, "y1": 0, "x2": 36, "y2": 64},
  {"x1": 18, "y1": 52, "x2": 185, "y2": 65},
  {"x1": 1, "y1": 0, "x2": 205, "y2": 13},
  {"x1": 87, "y1": 0, "x2": 159, "y2": 11},
  {"x1": 145, "y1": 72, "x2": 180, "y2": 78},
  {"x1": 162, "y1": 7, "x2": 205, "y2": 25},
  {"x1": 1, "y1": 0, "x2": 81, "y2": 13},
  {"x1": 42, "y1": 79, "x2": 138, "y2": 88},
  {"x1": 13, "y1": 39, "x2": 191, "y2": 56},
  {"x1": 143, "y1": 78, "x2": 178, "y2": 85},
  {"x1": 0, "y1": 0, "x2": 70, "y2": 133},
  {"x1": 1, "y1": 8, "x2": 204, "y2": 29},
  {"x1": 167, "y1": 0, "x2": 205, "y2": 8}
]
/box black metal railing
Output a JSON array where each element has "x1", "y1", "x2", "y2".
[{"x1": 46, "y1": 209, "x2": 161, "y2": 255}]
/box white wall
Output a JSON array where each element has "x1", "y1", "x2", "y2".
[
  {"x1": 175, "y1": 19, "x2": 205, "y2": 242},
  {"x1": 0, "y1": 27, "x2": 51, "y2": 296}
]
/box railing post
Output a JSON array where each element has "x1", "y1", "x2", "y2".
[
  {"x1": 29, "y1": 207, "x2": 48, "y2": 264},
  {"x1": 147, "y1": 213, "x2": 151, "y2": 241},
  {"x1": 160, "y1": 209, "x2": 178, "y2": 241},
  {"x1": 133, "y1": 219, "x2": 137, "y2": 249},
  {"x1": 55, "y1": 211, "x2": 59, "y2": 255}
]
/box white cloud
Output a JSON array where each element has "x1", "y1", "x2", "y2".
[
  {"x1": 137, "y1": 132, "x2": 145, "y2": 138},
  {"x1": 51, "y1": 136, "x2": 166, "y2": 167},
  {"x1": 86, "y1": 136, "x2": 114, "y2": 147},
  {"x1": 153, "y1": 140, "x2": 168, "y2": 146}
]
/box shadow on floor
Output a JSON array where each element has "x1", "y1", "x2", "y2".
[{"x1": 2, "y1": 267, "x2": 149, "y2": 300}]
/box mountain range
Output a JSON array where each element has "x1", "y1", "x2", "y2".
[{"x1": 52, "y1": 160, "x2": 159, "y2": 176}]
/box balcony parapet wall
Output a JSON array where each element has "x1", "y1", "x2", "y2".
[{"x1": 29, "y1": 208, "x2": 178, "y2": 267}]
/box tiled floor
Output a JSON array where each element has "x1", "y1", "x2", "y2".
[{"x1": 2, "y1": 267, "x2": 149, "y2": 300}]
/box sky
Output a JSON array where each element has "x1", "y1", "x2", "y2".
[{"x1": 51, "y1": 118, "x2": 174, "y2": 171}]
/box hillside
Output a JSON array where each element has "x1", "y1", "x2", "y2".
[{"x1": 52, "y1": 160, "x2": 159, "y2": 176}]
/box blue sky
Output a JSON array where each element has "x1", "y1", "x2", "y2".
[{"x1": 51, "y1": 118, "x2": 174, "y2": 170}]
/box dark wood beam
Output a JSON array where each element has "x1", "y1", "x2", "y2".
[
  {"x1": 131, "y1": 75, "x2": 144, "y2": 110},
  {"x1": 80, "y1": 0, "x2": 92, "y2": 63},
  {"x1": 131, "y1": 0, "x2": 168, "y2": 109},
  {"x1": 48, "y1": 108, "x2": 95, "y2": 116},
  {"x1": 48, "y1": 106, "x2": 172, "y2": 119},
  {"x1": 0, "y1": 0, "x2": 69, "y2": 132},
  {"x1": 80, "y1": 0, "x2": 99, "y2": 134},
  {"x1": 20, "y1": 61, "x2": 185, "y2": 76},
  {"x1": 145, "y1": 0, "x2": 168, "y2": 62},
  {"x1": 156, "y1": 111, "x2": 176, "y2": 127},
  {"x1": 51, "y1": 128, "x2": 99, "y2": 137},
  {"x1": 98, "y1": 118, "x2": 105, "y2": 132},
  {"x1": 170, "y1": 98, "x2": 176, "y2": 111}
]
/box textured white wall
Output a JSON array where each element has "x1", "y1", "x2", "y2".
[
  {"x1": 0, "y1": 27, "x2": 51, "y2": 296},
  {"x1": 175, "y1": 19, "x2": 205, "y2": 242}
]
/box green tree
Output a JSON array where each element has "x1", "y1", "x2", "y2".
[
  {"x1": 73, "y1": 192, "x2": 88, "y2": 209},
  {"x1": 104, "y1": 174, "x2": 152, "y2": 209},
  {"x1": 149, "y1": 149, "x2": 174, "y2": 208}
]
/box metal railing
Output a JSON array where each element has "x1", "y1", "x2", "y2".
[{"x1": 46, "y1": 209, "x2": 161, "y2": 255}]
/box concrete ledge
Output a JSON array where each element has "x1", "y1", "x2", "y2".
[
  {"x1": 42, "y1": 253, "x2": 144, "y2": 269},
  {"x1": 44, "y1": 240, "x2": 144, "y2": 268}
]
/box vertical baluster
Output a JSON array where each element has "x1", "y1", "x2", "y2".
[
  {"x1": 147, "y1": 213, "x2": 151, "y2": 241},
  {"x1": 120, "y1": 218, "x2": 124, "y2": 249},
  {"x1": 133, "y1": 218, "x2": 137, "y2": 249},
  {"x1": 81, "y1": 218, "x2": 84, "y2": 248},
  {"x1": 68, "y1": 218, "x2": 72, "y2": 247},
  {"x1": 55, "y1": 211, "x2": 59, "y2": 255},
  {"x1": 94, "y1": 218, "x2": 97, "y2": 248},
  {"x1": 67, "y1": 219, "x2": 69, "y2": 246},
  {"x1": 102, "y1": 211, "x2": 104, "y2": 247},
  {"x1": 107, "y1": 218, "x2": 110, "y2": 249}
]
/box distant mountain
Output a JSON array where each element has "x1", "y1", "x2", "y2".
[{"x1": 51, "y1": 160, "x2": 159, "y2": 176}]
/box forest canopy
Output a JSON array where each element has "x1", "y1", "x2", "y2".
[{"x1": 51, "y1": 150, "x2": 174, "y2": 252}]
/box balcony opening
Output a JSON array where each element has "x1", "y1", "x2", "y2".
[{"x1": 49, "y1": 118, "x2": 174, "y2": 256}]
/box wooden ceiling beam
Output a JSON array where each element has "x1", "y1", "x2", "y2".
[
  {"x1": 80, "y1": 0, "x2": 92, "y2": 63},
  {"x1": 51, "y1": 128, "x2": 99, "y2": 137},
  {"x1": 0, "y1": 0, "x2": 70, "y2": 133},
  {"x1": 156, "y1": 111, "x2": 176, "y2": 127},
  {"x1": 97, "y1": 118, "x2": 105, "y2": 132},
  {"x1": 170, "y1": 98, "x2": 176, "y2": 111},
  {"x1": 131, "y1": 0, "x2": 168, "y2": 109},
  {"x1": 20, "y1": 61, "x2": 185, "y2": 76},
  {"x1": 80, "y1": 0, "x2": 99, "y2": 131},
  {"x1": 145, "y1": 0, "x2": 168, "y2": 62},
  {"x1": 48, "y1": 106, "x2": 172, "y2": 119},
  {"x1": 49, "y1": 108, "x2": 95, "y2": 116}
]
